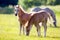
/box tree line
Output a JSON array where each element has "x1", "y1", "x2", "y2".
[
  {"x1": 0, "y1": 0, "x2": 60, "y2": 7},
  {"x1": 0, "y1": 0, "x2": 18, "y2": 7},
  {"x1": 20, "y1": 0, "x2": 60, "y2": 9}
]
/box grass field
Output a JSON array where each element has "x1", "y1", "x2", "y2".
[{"x1": 0, "y1": 6, "x2": 60, "y2": 40}]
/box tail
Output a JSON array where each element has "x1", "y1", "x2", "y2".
[
  {"x1": 47, "y1": 12, "x2": 53, "y2": 26},
  {"x1": 48, "y1": 13, "x2": 51, "y2": 21}
]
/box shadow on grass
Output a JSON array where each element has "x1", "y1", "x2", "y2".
[
  {"x1": 28, "y1": 35, "x2": 60, "y2": 38},
  {"x1": 46, "y1": 36, "x2": 60, "y2": 38},
  {"x1": 56, "y1": 26, "x2": 60, "y2": 28},
  {"x1": 49, "y1": 25, "x2": 60, "y2": 28}
]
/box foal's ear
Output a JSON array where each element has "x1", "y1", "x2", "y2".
[
  {"x1": 14, "y1": 5, "x2": 19, "y2": 8},
  {"x1": 16, "y1": 5, "x2": 19, "y2": 7}
]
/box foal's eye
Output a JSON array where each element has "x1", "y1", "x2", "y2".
[
  {"x1": 17, "y1": 10, "x2": 19, "y2": 11},
  {"x1": 15, "y1": 10, "x2": 17, "y2": 11}
]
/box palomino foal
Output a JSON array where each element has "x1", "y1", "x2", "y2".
[
  {"x1": 14, "y1": 5, "x2": 32, "y2": 35},
  {"x1": 26, "y1": 10, "x2": 50, "y2": 37}
]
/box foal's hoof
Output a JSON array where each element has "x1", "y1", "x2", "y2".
[
  {"x1": 26, "y1": 34, "x2": 29, "y2": 36},
  {"x1": 38, "y1": 35, "x2": 40, "y2": 37},
  {"x1": 26, "y1": 35, "x2": 29, "y2": 36},
  {"x1": 54, "y1": 26, "x2": 57, "y2": 28},
  {"x1": 44, "y1": 36, "x2": 46, "y2": 37}
]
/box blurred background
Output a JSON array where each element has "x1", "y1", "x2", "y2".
[{"x1": 0, "y1": 0, "x2": 60, "y2": 14}]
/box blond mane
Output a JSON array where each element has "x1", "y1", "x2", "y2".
[{"x1": 19, "y1": 5, "x2": 28, "y2": 13}]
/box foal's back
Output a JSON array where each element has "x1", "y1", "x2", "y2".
[{"x1": 29, "y1": 12, "x2": 49, "y2": 24}]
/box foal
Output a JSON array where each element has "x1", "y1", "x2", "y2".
[
  {"x1": 14, "y1": 5, "x2": 32, "y2": 35},
  {"x1": 26, "y1": 11, "x2": 50, "y2": 37},
  {"x1": 31, "y1": 7, "x2": 57, "y2": 27}
]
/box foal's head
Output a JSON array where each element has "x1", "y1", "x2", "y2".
[
  {"x1": 14, "y1": 5, "x2": 19, "y2": 16},
  {"x1": 14, "y1": 5, "x2": 25, "y2": 16}
]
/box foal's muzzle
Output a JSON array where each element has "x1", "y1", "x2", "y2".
[
  {"x1": 15, "y1": 14, "x2": 17, "y2": 16},
  {"x1": 53, "y1": 22, "x2": 57, "y2": 27}
]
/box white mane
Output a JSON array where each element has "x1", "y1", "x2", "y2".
[
  {"x1": 15, "y1": 5, "x2": 28, "y2": 13},
  {"x1": 19, "y1": 5, "x2": 28, "y2": 13}
]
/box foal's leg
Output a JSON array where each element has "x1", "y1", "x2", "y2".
[
  {"x1": 42, "y1": 22, "x2": 47, "y2": 37},
  {"x1": 26, "y1": 25, "x2": 32, "y2": 36},
  {"x1": 19, "y1": 23, "x2": 22, "y2": 35},
  {"x1": 35, "y1": 24, "x2": 41, "y2": 37},
  {"x1": 23, "y1": 26, "x2": 26, "y2": 35},
  {"x1": 23, "y1": 21, "x2": 29, "y2": 35}
]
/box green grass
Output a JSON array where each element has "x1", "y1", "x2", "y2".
[
  {"x1": 0, "y1": 14, "x2": 60, "y2": 40},
  {"x1": 0, "y1": 6, "x2": 60, "y2": 40}
]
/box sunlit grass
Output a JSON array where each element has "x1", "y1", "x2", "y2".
[{"x1": 0, "y1": 14, "x2": 60, "y2": 40}]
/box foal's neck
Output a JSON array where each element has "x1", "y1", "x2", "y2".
[
  {"x1": 18, "y1": 6, "x2": 28, "y2": 17},
  {"x1": 19, "y1": 7, "x2": 27, "y2": 14}
]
